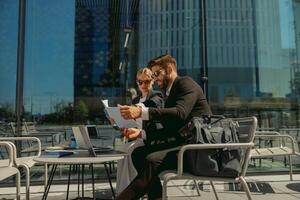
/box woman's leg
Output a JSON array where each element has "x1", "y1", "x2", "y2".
[{"x1": 116, "y1": 139, "x2": 145, "y2": 194}]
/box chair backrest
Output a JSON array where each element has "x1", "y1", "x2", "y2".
[
  {"x1": 24, "y1": 122, "x2": 38, "y2": 134},
  {"x1": 232, "y1": 116, "x2": 257, "y2": 177},
  {"x1": 8, "y1": 122, "x2": 27, "y2": 136},
  {"x1": 233, "y1": 117, "x2": 257, "y2": 143},
  {"x1": 0, "y1": 142, "x2": 15, "y2": 169}
]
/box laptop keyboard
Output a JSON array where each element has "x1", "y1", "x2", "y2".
[{"x1": 93, "y1": 146, "x2": 113, "y2": 152}]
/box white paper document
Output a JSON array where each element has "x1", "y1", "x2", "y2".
[
  {"x1": 101, "y1": 100, "x2": 139, "y2": 128},
  {"x1": 102, "y1": 99, "x2": 109, "y2": 107}
]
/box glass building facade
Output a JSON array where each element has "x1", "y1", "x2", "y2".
[{"x1": 1, "y1": 0, "x2": 300, "y2": 180}]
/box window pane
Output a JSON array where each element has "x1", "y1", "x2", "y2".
[
  {"x1": 1, "y1": 0, "x2": 300, "y2": 186},
  {"x1": 0, "y1": 1, "x2": 19, "y2": 122}
]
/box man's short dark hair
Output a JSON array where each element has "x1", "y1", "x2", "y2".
[{"x1": 147, "y1": 54, "x2": 177, "y2": 70}]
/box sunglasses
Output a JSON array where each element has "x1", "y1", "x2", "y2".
[
  {"x1": 136, "y1": 80, "x2": 152, "y2": 85},
  {"x1": 151, "y1": 69, "x2": 163, "y2": 78}
]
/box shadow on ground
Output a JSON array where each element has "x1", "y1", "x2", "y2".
[
  {"x1": 230, "y1": 182, "x2": 275, "y2": 193},
  {"x1": 286, "y1": 183, "x2": 300, "y2": 192},
  {"x1": 192, "y1": 181, "x2": 275, "y2": 194}
]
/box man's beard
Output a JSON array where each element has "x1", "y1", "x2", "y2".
[{"x1": 160, "y1": 74, "x2": 171, "y2": 90}]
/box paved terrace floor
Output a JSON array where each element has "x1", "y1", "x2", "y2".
[{"x1": 0, "y1": 174, "x2": 300, "y2": 200}]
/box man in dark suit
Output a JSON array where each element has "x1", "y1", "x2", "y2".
[{"x1": 118, "y1": 54, "x2": 212, "y2": 200}]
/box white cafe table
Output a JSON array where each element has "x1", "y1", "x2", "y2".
[{"x1": 34, "y1": 150, "x2": 125, "y2": 200}]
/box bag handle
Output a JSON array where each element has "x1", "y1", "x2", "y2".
[{"x1": 202, "y1": 115, "x2": 225, "y2": 125}]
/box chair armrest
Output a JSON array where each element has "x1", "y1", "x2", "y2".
[
  {"x1": 255, "y1": 131, "x2": 280, "y2": 135},
  {"x1": 177, "y1": 143, "x2": 254, "y2": 176},
  {"x1": 28, "y1": 131, "x2": 64, "y2": 136},
  {"x1": 0, "y1": 141, "x2": 16, "y2": 166},
  {"x1": 253, "y1": 134, "x2": 296, "y2": 153},
  {"x1": 0, "y1": 137, "x2": 41, "y2": 156}
]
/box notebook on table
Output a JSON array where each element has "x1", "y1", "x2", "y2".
[{"x1": 44, "y1": 149, "x2": 74, "y2": 157}]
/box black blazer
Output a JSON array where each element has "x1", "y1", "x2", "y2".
[
  {"x1": 146, "y1": 76, "x2": 212, "y2": 147},
  {"x1": 132, "y1": 89, "x2": 164, "y2": 109}
]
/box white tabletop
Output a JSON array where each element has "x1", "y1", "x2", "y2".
[{"x1": 34, "y1": 151, "x2": 125, "y2": 164}]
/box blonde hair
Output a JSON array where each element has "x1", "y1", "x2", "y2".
[{"x1": 136, "y1": 67, "x2": 153, "y2": 80}]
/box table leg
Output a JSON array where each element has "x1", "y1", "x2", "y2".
[
  {"x1": 66, "y1": 165, "x2": 72, "y2": 200},
  {"x1": 77, "y1": 164, "x2": 80, "y2": 198},
  {"x1": 91, "y1": 164, "x2": 95, "y2": 199},
  {"x1": 42, "y1": 164, "x2": 57, "y2": 200},
  {"x1": 44, "y1": 163, "x2": 48, "y2": 190},
  {"x1": 82, "y1": 164, "x2": 85, "y2": 198},
  {"x1": 104, "y1": 162, "x2": 115, "y2": 199}
]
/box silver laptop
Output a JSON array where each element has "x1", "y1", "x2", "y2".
[
  {"x1": 72, "y1": 126, "x2": 126, "y2": 157},
  {"x1": 72, "y1": 126, "x2": 88, "y2": 149}
]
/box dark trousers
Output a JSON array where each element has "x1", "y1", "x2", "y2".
[{"x1": 116, "y1": 145, "x2": 179, "y2": 200}]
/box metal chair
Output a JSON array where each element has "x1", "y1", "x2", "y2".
[
  {"x1": 6, "y1": 122, "x2": 64, "y2": 146},
  {"x1": 251, "y1": 131, "x2": 300, "y2": 181},
  {"x1": 25, "y1": 122, "x2": 65, "y2": 146},
  {"x1": 0, "y1": 137, "x2": 42, "y2": 200},
  {"x1": 0, "y1": 141, "x2": 21, "y2": 200},
  {"x1": 160, "y1": 117, "x2": 258, "y2": 200}
]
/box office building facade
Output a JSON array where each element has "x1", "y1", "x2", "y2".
[{"x1": 0, "y1": 0, "x2": 299, "y2": 125}]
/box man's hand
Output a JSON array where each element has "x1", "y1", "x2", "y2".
[
  {"x1": 119, "y1": 105, "x2": 142, "y2": 119},
  {"x1": 121, "y1": 128, "x2": 142, "y2": 140}
]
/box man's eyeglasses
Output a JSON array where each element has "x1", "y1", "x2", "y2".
[
  {"x1": 151, "y1": 69, "x2": 163, "y2": 78},
  {"x1": 136, "y1": 80, "x2": 151, "y2": 85}
]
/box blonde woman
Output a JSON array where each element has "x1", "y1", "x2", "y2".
[{"x1": 116, "y1": 68, "x2": 163, "y2": 194}]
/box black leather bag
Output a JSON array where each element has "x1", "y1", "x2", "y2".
[{"x1": 180, "y1": 115, "x2": 241, "y2": 177}]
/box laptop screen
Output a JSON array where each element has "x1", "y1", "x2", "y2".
[
  {"x1": 72, "y1": 127, "x2": 88, "y2": 149},
  {"x1": 86, "y1": 125, "x2": 98, "y2": 138},
  {"x1": 78, "y1": 126, "x2": 97, "y2": 157},
  {"x1": 74, "y1": 126, "x2": 122, "y2": 157}
]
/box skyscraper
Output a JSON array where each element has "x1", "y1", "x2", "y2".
[
  {"x1": 206, "y1": 0, "x2": 258, "y2": 102},
  {"x1": 74, "y1": 0, "x2": 123, "y2": 117},
  {"x1": 138, "y1": 0, "x2": 201, "y2": 78},
  {"x1": 138, "y1": 0, "x2": 258, "y2": 103},
  {"x1": 74, "y1": 0, "x2": 139, "y2": 119}
]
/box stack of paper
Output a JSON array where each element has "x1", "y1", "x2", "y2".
[{"x1": 102, "y1": 100, "x2": 139, "y2": 128}]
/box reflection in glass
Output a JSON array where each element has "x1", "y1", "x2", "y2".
[
  {"x1": 0, "y1": 1, "x2": 19, "y2": 122},
  {"x1": 0, "y1": 0, "x2": 300, "y2": 178}
]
